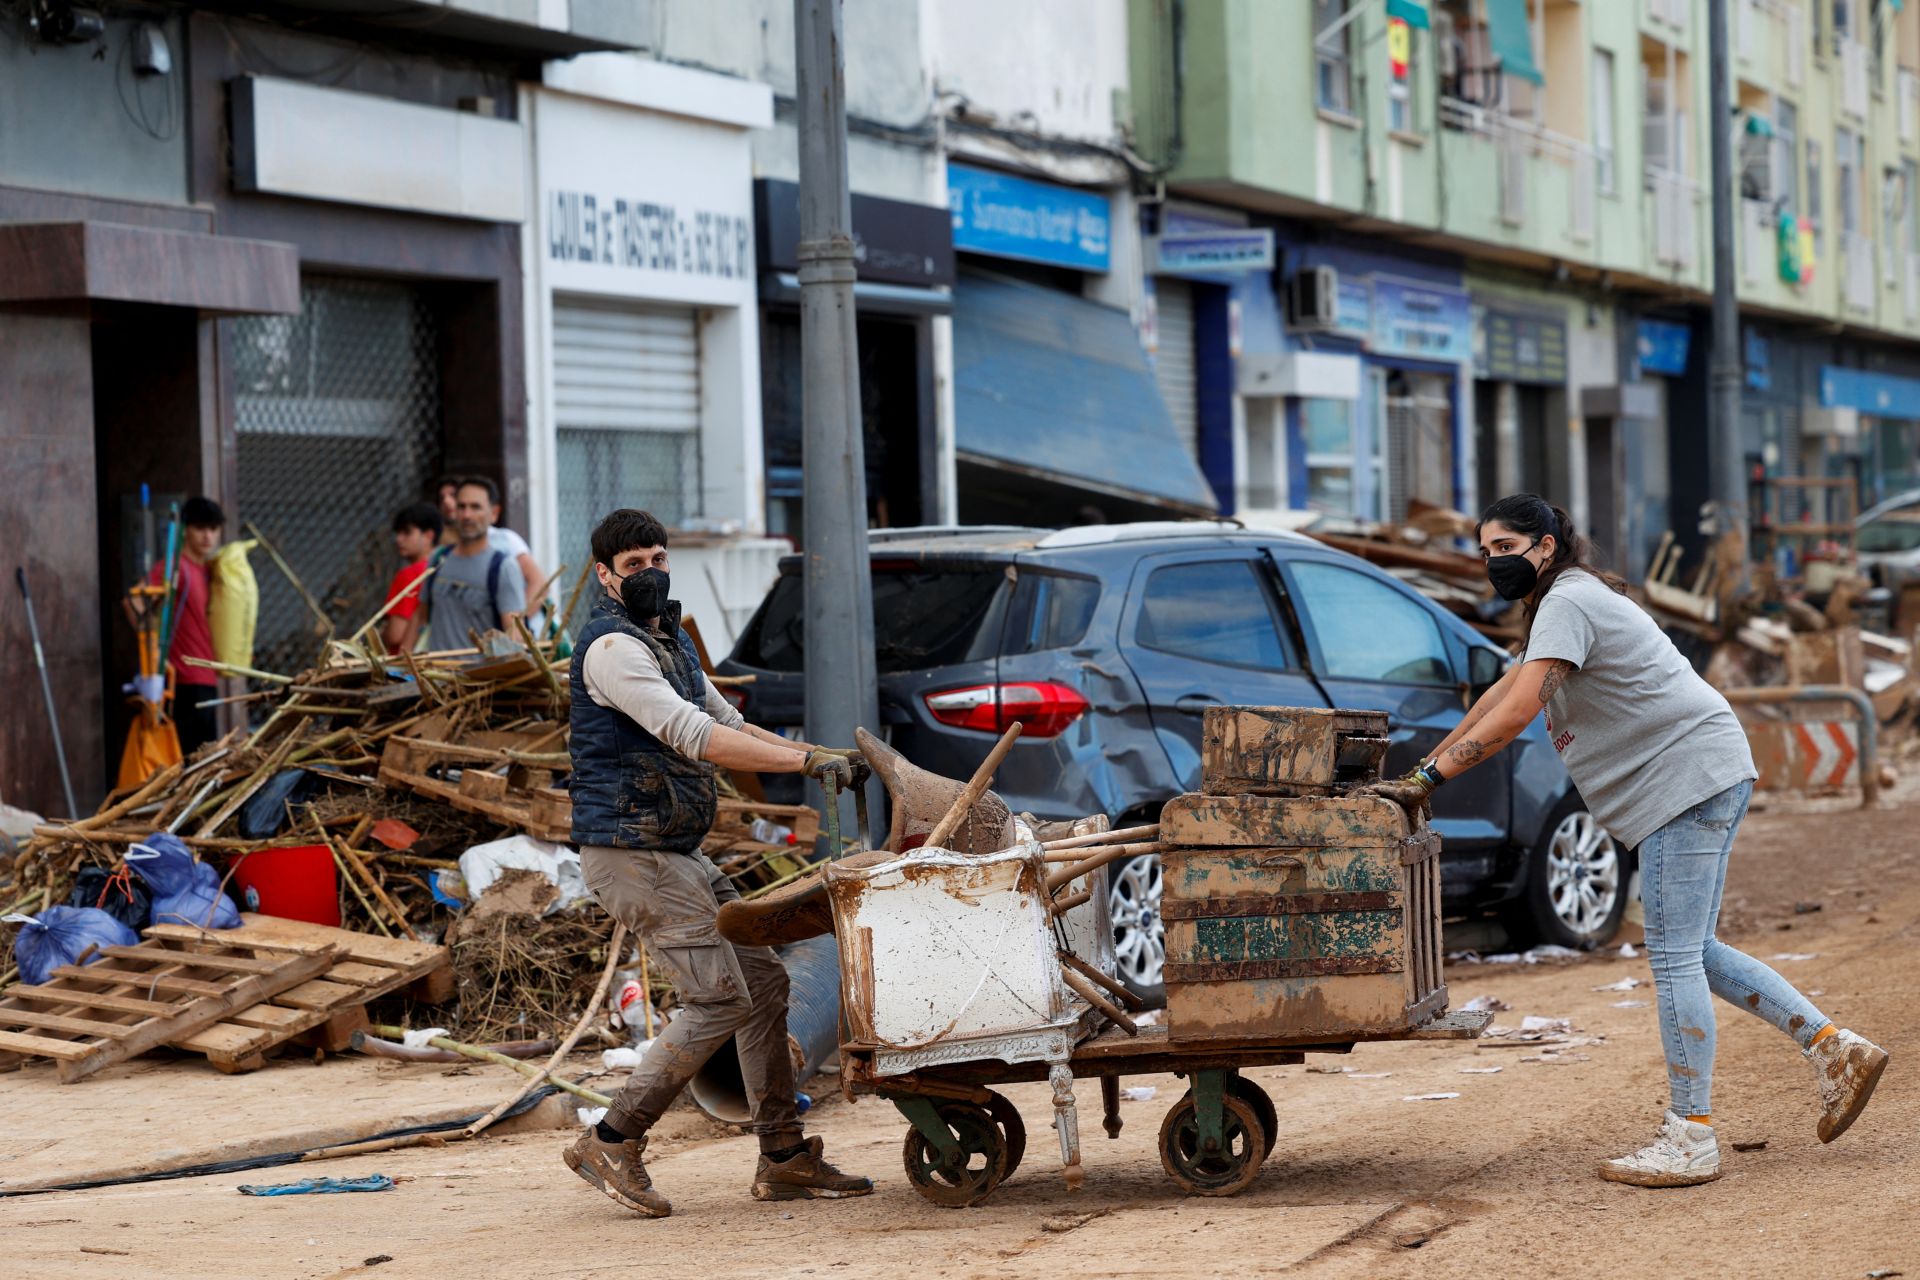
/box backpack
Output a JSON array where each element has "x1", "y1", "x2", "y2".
[{"x1": 429, "y1": 545, "x2": 509, "y2": 632}]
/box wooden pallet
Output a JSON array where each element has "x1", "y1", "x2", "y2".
[
  {"x1": 0, "y1": 934, "x2": 339, "y2": 1083},
  {"x1": 145, "y1": 914, "x2": 452, "y2": 1073}
]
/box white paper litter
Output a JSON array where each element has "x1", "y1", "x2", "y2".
[
  {"x1": 1458, "y1": 1067, "x2": 1503, "y2": 1074},
  {"x1": 1348, "y1": 1072, "x2": 1393, "y2": 1079},
  {"x1": 577, "y1": 1106, "x2": 607, "y2": 1128},
  {"x1": 602, "y1": 1044, "x2": 649, "y2": 1070},
  {"x1": 401, "y1": 1027, "x2": 451, "y2": 1049},
  {"x1": 458, "y1": 835, "x2": 592, "y2": 913},
  {"x1": 1592, "y1": 976, "x2": 1643, "y2": 991},
  {"x1": 1771, "y1": 952, "x2": 1819, "y2": 961},
  {"x1": 1120, "y1": 1086, "x2": 1157, "y2": 1102},
  {"x1": 1618, "y1": 943, "x2": 1639, "y2": 958},
  {"x1": 1461, "y1": 994, "x2": 1511, "y2": 1012},
  {"x1": 1520, "y1": 1015, "x2": 1572, "y2": 1033},
  {"x1": 1610, "y1": 1000, "x2": 1650, "y2": 1008},
  {"x1": 1402, "y1": 1092, "x2": 1461, "y2": 1101}
]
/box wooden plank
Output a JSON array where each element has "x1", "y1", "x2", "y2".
[
  {"x1": 221, "y1": 1004, "x2": 310, "y2": 1031},
  {"x1": 0, "y1": 1008, "x2": 143, "y2": 1039},
  {"x1": 167, "y1": 1022, "x2": 271, "y2": 1056},
  {"x1": 324, "y1": 961, "x2": 402, "y2": 987},
  {"x1": 0, "y1": 1029, "x2": 96, "y2": 1060},
  {"x1": 46, "y1": 966, "x2": 231, "y2": 998},
  {"x1": 147, "y1": 916, "x2": 443, "y2": 975},
  {"x1": 271, "y1": 979, "x2": 372, "y2": 1011},
  {"x1": 7, "y1": 988, "x2": 175, "y2": 1017},
  {"x1": 98, "y1": 944, "x2": 286, "y2": 975}
]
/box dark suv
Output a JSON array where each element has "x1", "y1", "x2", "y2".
[{"x1": 720, "y1": 522, "x2": 1624, "y2": 1000}]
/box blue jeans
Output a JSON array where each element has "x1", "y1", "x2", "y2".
[{"x1": 1639, "y1": 779, "x2": 1830, "y2": 1115}]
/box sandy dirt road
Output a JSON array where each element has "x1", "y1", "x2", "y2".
[{"x1": 3, "y1": 783, "x2": 1915, "y2": 1280}]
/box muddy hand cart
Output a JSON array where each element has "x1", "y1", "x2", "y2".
[{"x1": 828, "y1": 707, "x2": 1493, "y2": 1205}]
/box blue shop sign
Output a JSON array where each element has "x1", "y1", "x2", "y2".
[
  {"x1": 1820, "y1": 365, "x2": 1920, "y2": 419},
  {"x1": 948, "y1": 163, "x2": 1110, "y2": 271},
  {"x1": 1369, "y1": 276, "x2": 1471, "y2": 362},
  {"x1": 1745, "y1": 329, "x2": 1771, "y2": 392},
  {"x1": 1637, "y1": 319, "x2": 1691, "y2": 376},
  {"x1": 1152, "y1": 227, "x2": 1275, "y2": 275}
]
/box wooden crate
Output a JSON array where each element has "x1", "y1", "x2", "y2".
[
  {"x1": 1200, "y1": 706, "x2": 1389, "y2": 796},
  {"x1": 1160, "y1": 790, "x2": 1445, "y2": 1045}
]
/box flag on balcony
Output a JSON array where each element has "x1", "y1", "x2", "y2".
[
  {"x1": 1385, "y1": 0, "x2": 1430, "y2": 29},
  {"x1": 1485, "y1": 0, "x2": 1544, "y2": 86}
]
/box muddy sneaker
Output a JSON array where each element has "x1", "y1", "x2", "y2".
[
  {"x1": 564, "y1": 1129, "x2": 671, "y2": 1217},
  {"x1": 1596, "y1": 1111, "x2": 1721, "y2": 1188},
  {"x1": 751, "y1": 1137, "x2": 874, "y2": 1201},
  {"x1": 1808, "y1": 1029, "x2": 1889, "y2": 1144}
]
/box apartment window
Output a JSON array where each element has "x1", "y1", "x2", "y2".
[
  {"x1": 1389, "y1": 15, "x2": 1420, "y2": 134},
  {"x1": 1315, "y1": 0, "x2": 1355, "y2": 115},
  {"x1": 1837, "y1": 127, "x2": 1862, "y2": 232},
  {"x1": 1593, "y1": 49, "x2": 1617, "y2": 194},
  {"x1": 1885, "y1": 166, "x2": 1905, "y2": 256},
  {"x1": 1776, "y1": 100, "x2": 1801, "y2": 214},
  {"x1": 1809, "y1": 138, "x2": 1825, "y2": 250}
]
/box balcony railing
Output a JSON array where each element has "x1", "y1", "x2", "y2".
[
  {"x1": 1649, "y1": 167, "x2": 1701, "y2": 269},
  {"x1": 1842, "y1": 231, "x2": 1876, "y2": 313},
  {"x1": 1840, "y1": 40, "x2": 1870, "y2": 120},
  {"x1": 1440, "y1": 98, "x2": 1596, "y2": 243}
]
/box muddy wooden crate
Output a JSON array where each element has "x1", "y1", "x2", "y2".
[
  {"x1": 1201, "y1": 706, "x2": 1390, "y2": 796},
  {"x1": 1159, "y1": 792, "x2": 1446, "y2": 1045}
]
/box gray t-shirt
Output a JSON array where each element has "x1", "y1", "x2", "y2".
[
  {"x1": 1523, "y1": 569, "x2": 1756, "y2": 849},
  {"x1": 428, "y1": 544, "x2": 527, "y2": 648}
]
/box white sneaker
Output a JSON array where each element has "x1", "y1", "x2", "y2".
[
  {"x1": 1596, "y1": 1111, "x2": 1722, "y2": 1187},
  {"x1": 1807, "y1": 1029, "x2": 1889, "y2": 1144}
]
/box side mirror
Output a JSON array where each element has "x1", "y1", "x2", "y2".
[{"x1": 1466, "y1": 646, "x2": 1506, "y2": 701}]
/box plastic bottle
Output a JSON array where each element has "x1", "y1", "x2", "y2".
[{"x1": 751, "y1": 819, "x2": 798, "y2": 845}]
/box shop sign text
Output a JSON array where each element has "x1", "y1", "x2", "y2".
[{"x1": 548, "y1": 189, "x2": 751, "y2": 280}]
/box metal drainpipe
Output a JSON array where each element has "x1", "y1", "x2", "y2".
[{"x1": 1721, "y1": 684, "x2": 1880, "y2": 807}]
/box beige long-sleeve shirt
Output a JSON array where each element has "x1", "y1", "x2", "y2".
[{"x1": 580, "y1": 631, "x2": 745, "y2": 759}]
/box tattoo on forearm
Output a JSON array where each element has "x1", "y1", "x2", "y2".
[
  {"x1": 1447, "y1": 735, "x2": 1505, "y2": 768},
  {"x1": 1537, "y1": 659, "x2": 1574, "y2": 705}
]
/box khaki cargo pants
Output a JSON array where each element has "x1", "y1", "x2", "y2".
[{"x1": 580, "y1": 845, "x2": 802, "y2": 1151}]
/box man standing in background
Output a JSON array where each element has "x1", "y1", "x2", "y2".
[
  {"x1": 426, "y1": 478, "x2": 526, "y2": 648},
  {"x1": 435, "y1": 474, "x2": 549, "y2": 623}
]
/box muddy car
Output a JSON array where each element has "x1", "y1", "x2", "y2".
[{"x1": 720, "y1": 522, "x2": 1623, "y2": 1002}]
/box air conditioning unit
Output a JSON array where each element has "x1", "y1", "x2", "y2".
[{"x1": 1286, "y1": 265, "x2": 1341, "y2": 332}]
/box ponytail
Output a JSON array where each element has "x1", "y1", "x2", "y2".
[{"x1": 1475, "y1": 493, "x2": 1626, "y2": 646}]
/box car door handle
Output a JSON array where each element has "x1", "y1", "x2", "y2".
[{"x1": 1174, "y1": 694, "x2": 1221, "y2": 715}]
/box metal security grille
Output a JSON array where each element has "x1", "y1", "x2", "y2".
[
  {"x1": 1153, "y1": 279, "x2": 1198, "y2": 458},
  {"x1": 552, "y1": 298, "x2": 702, "y2": 635},
  {"x1": 234, "y1": 277, "x2": 441, "y2": 676},
  {"x1": 1385, "y1": 372, "x2": 1453, "y2": 523}
]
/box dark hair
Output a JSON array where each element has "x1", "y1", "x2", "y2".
[
  {"x1": 392, "y1": 502, "x2": 443, "y2": 538},
  {"x1": 1476, "y1": 493, "x2": 1626, "y2": 644},
  {"x1": 455, "y1": 475, "x2": 500, "y2": 507},
  {"x1": 433, "y1": 475, "x2": 461, "y2": 497},
  {"x1": 591, "y1": 509, "x2": 669, "y2": 568},
  {"x1": 180, "y1": 496, "x2": 224, "y2": 530}
]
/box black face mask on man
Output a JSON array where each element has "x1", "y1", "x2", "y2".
[
  {"x1": 1484, "y1": 542, "x2": 1541, "y2": 601},
  {"x1": 618, "y1": 567, "x2": 671, "y2": 621}
]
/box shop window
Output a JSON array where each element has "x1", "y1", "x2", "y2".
[
  {"x1": 1314, "y1": 0, "x2": 1355, "y2": 116},
  {"x1": 1301, "y1": 397, "x2": 1380, "y2": 519}
]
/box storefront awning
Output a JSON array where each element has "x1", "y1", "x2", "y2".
[
  {"x1": 954, "y1": 271, "x2": 1217, "y2": 514},
  {"x1": 1485, "y1": 0, "x2": 1543, "y2": 86},
  {"x1": 1385, "y1": 0, "x2": 1430, "y2": 30}
]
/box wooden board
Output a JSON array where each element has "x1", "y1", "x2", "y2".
[
  {"x1": 143, "y1": 914, "x2": 451, "y2": 1072},
  {"x1": 0, "y1": 936, "x2": 338, "y2": 1083},
  {"x1": 1162, "y1": 792, "x2": 1412, "y2": 849}
]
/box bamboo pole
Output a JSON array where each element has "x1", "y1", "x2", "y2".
[
  {"x1": 347, "y1": 565, "x2": 438, "y2": 646},
  {"x1": 924, "y1": 722, "x2": 1022, "y2": 851},
  {"x1": 181, "y1": 656, "x2": 294, "y2": 685},
  {"x1": 246, "y1": 521, "x2": 332, "y2": 640},
  {"x1": 1043, "y1": 841, "x2": 1166, "y2": 895},
  {"x1": 459, "y1": 920, "x2": 627, "y2": 1138},
  {"x1": 365, "y1": 1026, "x2": 613, "y2": 1109},
  {"x1": 1038, "y1": 823, "x2": 1159, "y2": 853}
]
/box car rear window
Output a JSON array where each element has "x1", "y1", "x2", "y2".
[
  {"x1": 1003, "y1": 572, "x2": 1101, "y2": 655},
  {"x1": 732, "y1": 563, "x2": 1011, "y2": 674}
]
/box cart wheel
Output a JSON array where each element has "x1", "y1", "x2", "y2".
[
  {"x1": 984, "y1": 1089, "x2": 1027, "y2": 1182},
  {"x1": 1176, "y1": 1078, "x2": 1279, "y2": 1162},
  {"x1": 1158, "y1": 1092, "x2": 1264, "y2": 1197},
  {"x1": 901, "y1": 1101, "x2": 1009, "y2": 1208}
]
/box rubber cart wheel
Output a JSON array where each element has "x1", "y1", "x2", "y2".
[
  {"x1": 1176, "y1": 1077, "x2": 1278, "y2": 1162},
  {"x1": 901, "y1": 1101, "x2": 1009, "y2": 1208},
  {"x1": 983, "y1": 1089, "x2": 1027, "y2": 1182},
  {"x1": 1158, "y1": 1091, "x2": 1264, "y2": 1197}
]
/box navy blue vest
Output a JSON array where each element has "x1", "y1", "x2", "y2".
[{"x1": 568, "y1": 594, "x2": 717, "y2": 852}]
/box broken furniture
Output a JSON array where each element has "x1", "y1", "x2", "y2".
[{"x1": 841, "y1": 706, "x2": 1486, "y2": 1206}]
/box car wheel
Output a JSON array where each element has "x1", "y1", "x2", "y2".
[
  {"x1": 1508, "y1": 803, "x2": 1628, "y2": 949},
  {"x1": 1109, "y1": 853, "x2": 1166, "y2": 1007}
]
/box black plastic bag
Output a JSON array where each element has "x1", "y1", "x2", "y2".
[{"x1": 68, "y1": 866, "x2": 153, "y2": 933}]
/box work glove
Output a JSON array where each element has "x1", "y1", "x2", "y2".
[
  {"x1": 802, "y1": 749, "x2": 853, "y2": 789},
  {"x1": 1358, "y1": 777, "x2": 1433, "y2": 824},
  {"x1": 809, "y1": 746, "x2": 869, "y2": 787}
]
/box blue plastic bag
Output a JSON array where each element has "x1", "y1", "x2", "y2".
[
  {"x1": 127, "y1": 834, "x2": 242, "y2": 930},
  {"x1": 5, "y1": 907, "x2": 140, "y2": 986}
]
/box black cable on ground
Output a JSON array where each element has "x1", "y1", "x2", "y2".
[{"x1": 0, "y1": 1084, "x2": 563, "y2": 1197}]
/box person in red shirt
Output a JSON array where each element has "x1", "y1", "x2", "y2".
[
  {"x1": 144, "y1": 496, "x2": 226, "y2": 754},
  {"x1": 382, "y1": 502, "x2": 443, "y2": 653}
]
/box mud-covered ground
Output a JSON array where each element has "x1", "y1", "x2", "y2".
[{"x1": 3, "y1": 778, "x2": 1915, "y2": 1279}]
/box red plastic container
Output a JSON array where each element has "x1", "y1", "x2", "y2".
[{"x1": 228, "y1": 844, "x2": 340, "y2": 927}]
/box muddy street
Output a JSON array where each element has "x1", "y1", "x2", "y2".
[{"x1": 1, "y1": 782, "x2": 1913, "y2": 1280}]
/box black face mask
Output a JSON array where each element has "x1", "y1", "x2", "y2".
[
  {"x1": 1485, "y1": 543, "x2": 1541, "y2": 601},
  {"x1": 618, "y1": 567, "x2": 671, "y2": 621}
]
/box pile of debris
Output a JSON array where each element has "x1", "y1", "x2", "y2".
[{"x1": 0, "y1": 627, "x2": 823, "y2": 1074}]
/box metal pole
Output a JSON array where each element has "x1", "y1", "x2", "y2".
[
  {"x1": 15, "y1": 567, "x2": 80, "y2": 818},
  {"x1": 794, "y1": 0, "x2": 879, "y2": 840},
  {"x1": 1707, "y1": 0, "x2": 1747, "y2": 529}
]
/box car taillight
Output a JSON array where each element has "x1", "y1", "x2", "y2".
[
  {"x1": 718, "y1": 684, "x2": 749, "y2": 712},
  {"x1": 924, "y1": 681, "x2": 1089, "y2": 739}
]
